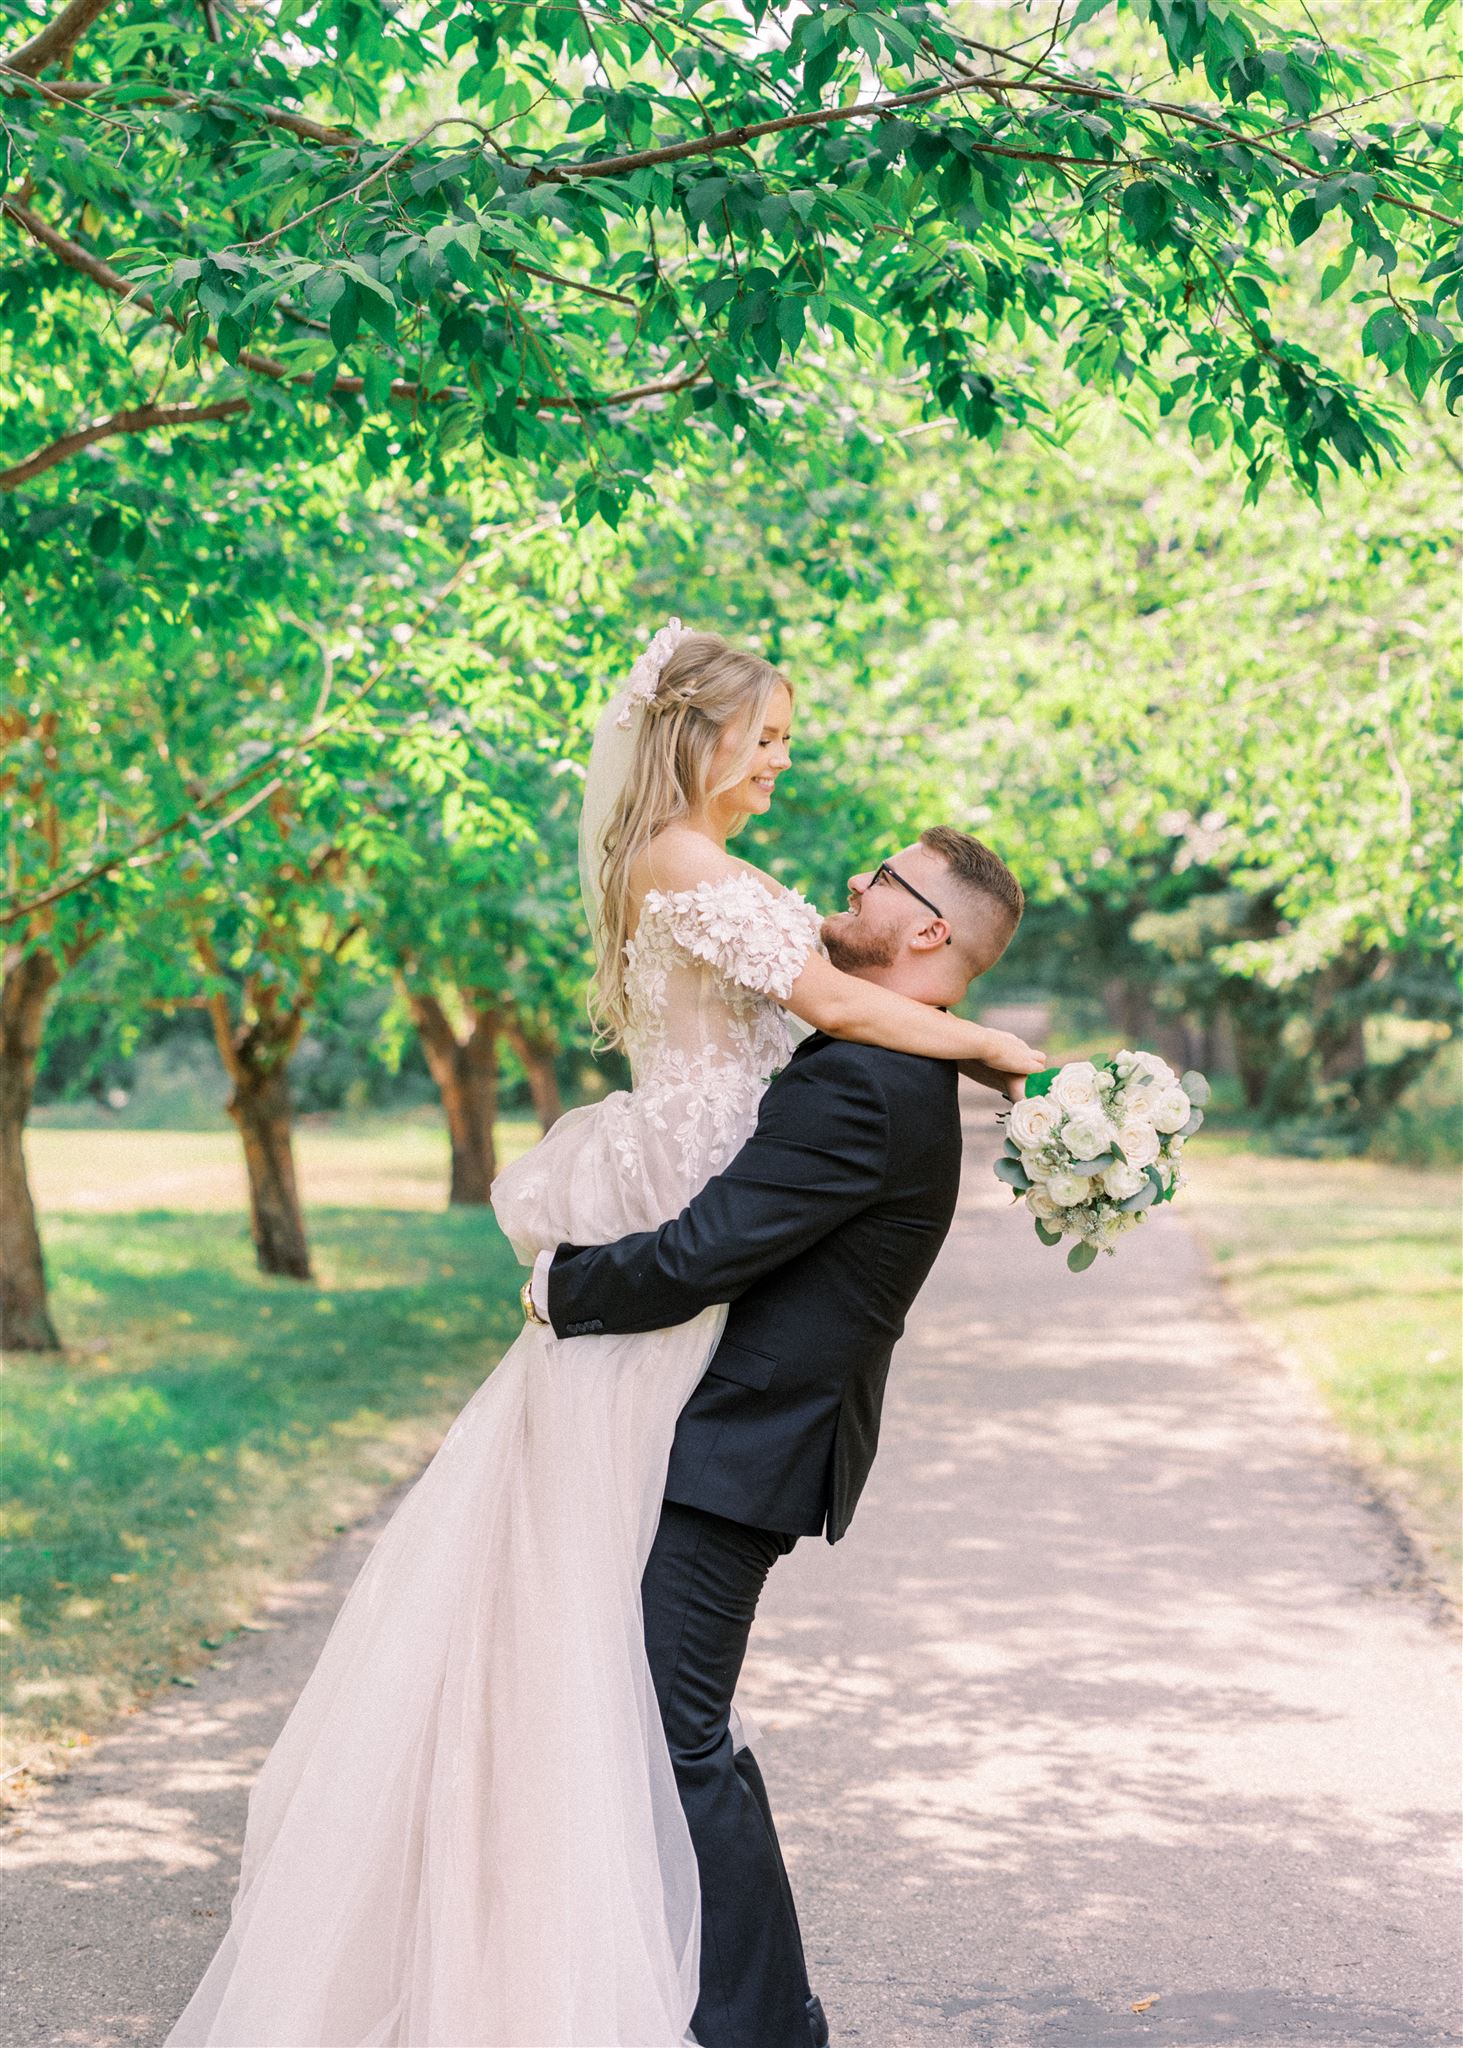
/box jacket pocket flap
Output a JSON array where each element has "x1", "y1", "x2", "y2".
[{"x1": 704, "y1": 1339, "x2": 778, "y2": 1390}]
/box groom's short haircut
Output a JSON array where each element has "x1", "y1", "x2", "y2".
[{"x1": 919, "y1": 826, "x2": 1024, "y2": 954}]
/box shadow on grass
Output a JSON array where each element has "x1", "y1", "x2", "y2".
[{"x1": 2, "y1": 1207, "x2": 523, "y2": 1644}]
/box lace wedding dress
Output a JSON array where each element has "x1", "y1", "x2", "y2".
[{"x1": 167, "y1": 870, "x2": 823, "y2": 2048}]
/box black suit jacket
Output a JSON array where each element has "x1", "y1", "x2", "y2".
[{"x1": 547, "y1": 1032, "x2": 963, "y2": 1543}]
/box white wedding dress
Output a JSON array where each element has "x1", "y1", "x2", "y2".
[{"x1": 167, "y1": 870, "x2": 823, "y2": 2048}]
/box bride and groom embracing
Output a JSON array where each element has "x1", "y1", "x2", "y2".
[{"x1": 167, "y1": 623, "x2": 1044, "y2": 2048}]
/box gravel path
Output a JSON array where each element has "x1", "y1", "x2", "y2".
[{"x1": 4, "y1": 1113, "x2": 1458, "y2": 2048}]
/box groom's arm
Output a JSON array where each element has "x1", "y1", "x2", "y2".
[{"x1": 546, "y1": 1045, "x2": 890, "y2": 1338}]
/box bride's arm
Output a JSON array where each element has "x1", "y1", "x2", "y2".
[
  {"x1": 635, "y1": 830, "x2": 1045, "y2": 1075},
  {"x1": 785, "y1": 953, "x2": 1045, "y2": 1075}
]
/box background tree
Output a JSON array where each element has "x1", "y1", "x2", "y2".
[{"x1": 367, "y1": 713, "x2": 590, "y2": 1201}]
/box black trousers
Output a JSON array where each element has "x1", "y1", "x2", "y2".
[{"x1": 641, "y1": 1499, "x2": 813, "y2": 2048}]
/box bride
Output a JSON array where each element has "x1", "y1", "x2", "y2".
[{"x1": 166, "y1": 622, "x2": 1042, "y2": 2048}]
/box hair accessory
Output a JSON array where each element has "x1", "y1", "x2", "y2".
[{"x1": 615, "y1": 617, "x2": 688, "y2": 727}]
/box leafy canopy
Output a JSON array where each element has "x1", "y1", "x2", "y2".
[{"x1": 1, "y1": 0, "x2": 1459, "y2": 544}]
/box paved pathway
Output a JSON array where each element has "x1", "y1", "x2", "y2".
[{"x1": 4, "y1": 1114, "x2": 1459, "y2": 2048}]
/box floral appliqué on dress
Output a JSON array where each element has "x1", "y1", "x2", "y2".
[{"x1": 619, "y1": 872, "x2": 823, "y2": 1182}]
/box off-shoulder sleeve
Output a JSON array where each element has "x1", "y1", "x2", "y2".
[{"x1": 656, "y1": 874, "x2": 823, "y2": 1001}]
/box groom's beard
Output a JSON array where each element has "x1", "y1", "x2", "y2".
[{"x1": 821, "y1": 911, "x2": 899, "y2": 973}]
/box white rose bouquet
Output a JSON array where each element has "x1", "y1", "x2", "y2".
[{"x1": 994, "y1": 1050, "x2": 1210, "y2": 1272}]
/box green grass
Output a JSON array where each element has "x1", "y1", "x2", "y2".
[
  {"x1": 1180, "y1": 1146, "x2": 1461, "y2": 1601},
  {"x1": 2, "y1": 1119, "x2": 536, "y2": 1789}
]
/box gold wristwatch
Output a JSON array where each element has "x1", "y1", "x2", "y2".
[{"x1": 521, "y1": 1275, "x2": 549, "y2": 1327}]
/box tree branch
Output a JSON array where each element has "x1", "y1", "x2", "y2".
[
  {"x1": 946, "y1": 45, "x2": 1463, "y2": 229},
  {"x1": 536, "y1": 359, "x2": 709, "y2": 408},
  {"x1": 2, "y1": 194, "x2": 690, "y2": 420},
  {"x1": 0, "y1": 192, "x2": 462, "y2": 401},
  {"x1": 0, "y1": 394, "x2": 248, "y2": 489},
  {"x1": 0, "y1": 70, "x2": 358, "y2": 146},
  {"x1": 4, "y1": 0, "x2": 119, "y2": 78},
  {"x1": 527, "y1": 77, "x2": 1090, "y2": 185}
]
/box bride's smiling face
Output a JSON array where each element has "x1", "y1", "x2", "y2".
[{"x1": 708, "y1": 681, "x2": 794, "y2": 824}]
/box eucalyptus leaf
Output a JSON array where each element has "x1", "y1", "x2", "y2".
[{"x1": 1067, "y1": 1241, "x2": 1099, "y2": 1273}]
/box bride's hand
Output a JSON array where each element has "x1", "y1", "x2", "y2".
[
  {"x1": 978, "y1": 1029, "x2": 1047, "y2": 1076},
  {"x1": 958, "y1": 1058, "x2": 1036, "y2": 1102}
]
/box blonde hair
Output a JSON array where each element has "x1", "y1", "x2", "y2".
[{"x1": 592, "y1": 631, "x2": 788, "y2": 1045}]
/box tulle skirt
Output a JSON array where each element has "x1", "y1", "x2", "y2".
[{"x1": 167, "y1": 1087, "x2": 746, "y2": 2047}]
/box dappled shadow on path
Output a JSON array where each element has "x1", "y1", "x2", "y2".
[
  {"x1": 1, "y1": 1491, "x2": 410, "y2": 2048},
  {"x1": 743, "y1": 1127, "x2": 1462, "y2": 2047}
]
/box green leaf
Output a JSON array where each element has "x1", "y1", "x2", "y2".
[
  {"x1": 1404, "y1": 330, "x2": 1439, "y2": 399},
  {"x1": 1067, "y1": 1241, "x2": 1099, "y2": 1273},
  {"x1": 330, "y1": 286, "x2": 361, "y2": 353},
  {"x1": 1289, "y1": 197, "x2": 1322, "y2": 245},
  {"x1": 1361, "y1": 306, "x2": 1409, "y2": 360},
  {"x1": 1121, "y1": 181, "x2": 1171, "y2": 247},
  {"x1": 993, "y1": 1157, "x2": 1032, "y2": 1190},
  {"x1": 89, "y1": 508, "x2": 122, "y2": 556},
  {"x1": 685, "y1": 177, "x2": 732, "y2": 227},
  {"x1": 1034, "y1": 1220, "x2": 1064, "y2": 1246}
]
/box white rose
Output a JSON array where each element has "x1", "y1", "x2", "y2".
[
  {"x1": 1050, "y1": 1062, "x2": 1103, "y2": 1115},
  {"x1": 1061, "y1": 1112, "x2": 1115, "y2": 1161},
  {"x1": 1123, "y1": 1049, "x2": 1175, "y2": 1086},
  {"x1": 1021, "y1": 1150, "x2": 1049, "y2": 1181},
  {"x1": 1008, "y1": 1096, "x2": 1060, "y2": 1150},
  {"x1": 1100, "y1": 1159, "x2": 1147, "y2": 1201},
  {"x1": 1152, "y1": 1085, "x2": 1192, "y2": 1134},
  {"x1": 1025, "y1": 1188, "x2": 1062, "y2": 1221},
  {"x1": 1117, "y1": 1120, "x2": 1160, "y2": 1167},
  {"x1": 1047, "y1": 1173, "x2": 1094, "y2": 1208}
]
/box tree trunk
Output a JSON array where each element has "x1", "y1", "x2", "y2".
[
  {"x1": 409, "y1": 993, "x2": 500, "y2": 1205},
  {"x1": 1101, "y1": 976, "x2": 1160, "y2": 1047},
  {"x1": 1204, "y1": 1009, "x2": 1240, "y2": 1080},
  {"x1": 226, "y1": 1060, "x2": 313, "y2": 1279},
  {"x1": 1231, "y1": 1014, "x2": 1277, "y2": 1111},
  {"x1": 1154, "y1": 1016, "x2": 1200, "y2": 1073},
  {"x1": 0, "y1": 944, "x2": 61, "y2": 1351},
  {"x1": 505, "y1": 1017, "x2": 563, "y2": 1133},
  {"x1": 203, "y1": 967, "x2": 313, "y2": 1280}
]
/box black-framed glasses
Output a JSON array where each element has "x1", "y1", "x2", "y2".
[{"x1": 870, "y1": 860, "x2": 952, "y2": 944}]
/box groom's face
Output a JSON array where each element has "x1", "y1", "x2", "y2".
[{"x1": 822, "y1": 842, "x2": 947, "y2": 973}]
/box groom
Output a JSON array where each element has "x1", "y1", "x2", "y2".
[{"x1": 528, "y1": 827, "x2": 1027, "y2": 2048}]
